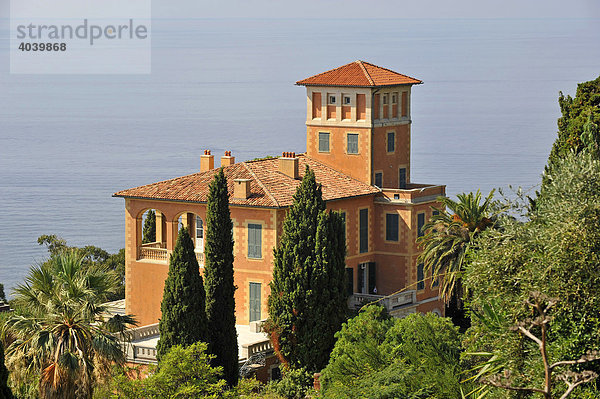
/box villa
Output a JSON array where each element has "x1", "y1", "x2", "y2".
[{"x1": 113, "y1": 61, "x2": 445, "y2": 377}]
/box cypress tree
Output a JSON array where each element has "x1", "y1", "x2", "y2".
[
  {"x1": 267, "y1": 166, "x2": 347, "y2": 372},
  {"x1": 204, "y1": 168, "x2": 238, "y2": 386},
  {"x1": 0, "y1": 340, "x2": 12, "y2": 399},
  {"x1": 300, "y1": 209, "x2": 348, "y2": 372},
  {"x1": 156, "y1": 227, "x2": 207, "y2": 361},
  {"x1": 142, "y1": 210, "x2": 156, "y2": 244}
]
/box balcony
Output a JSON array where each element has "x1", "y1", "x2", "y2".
[
  {"x1": 348, "y1": 290, "x2": 417, "y2": 318},
  {"x1": 138, "y1": 241, "x2": 204, "y2": 265},
  {"x1": 377, "y1": 184, "x2": 446, "y2": 205}
]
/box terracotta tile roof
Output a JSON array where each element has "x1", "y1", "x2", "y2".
[
  {"x1": 113, "y1": 155, "x2": 379, "y2": 208},
  {"x1": 296, "y1": 60, "x2": 422, "y2": 87}
]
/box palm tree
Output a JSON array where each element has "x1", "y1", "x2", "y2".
[
  {"x1": 417, "y1": 190, "x2": 496, "y2": 314},
  {"x1": 4, "y1": 251, "x2": 136, "y2": 399}
]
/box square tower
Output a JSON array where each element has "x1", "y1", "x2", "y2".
[{"x1": 296, "y1": 60, "x2": 422, "y2": 189}]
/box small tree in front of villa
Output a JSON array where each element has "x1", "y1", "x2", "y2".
[
  {"x1": 142, "y1": 209, "x2": 156, "y2": 244},
  {"x1": 156, "y1": 227, "x2": 208, "y2": 362}
]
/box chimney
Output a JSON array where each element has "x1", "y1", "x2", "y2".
[
  {"x1": 233, "y1": 178, "x2": 252, "y2": 199},
  {"x1": 279, "y1": 152, "x2": 299, "y2": 179},
  {"x1": 200, "y1": 150, "x2": 214, "y2": 172},
  {"x1": 221, "y1": 151, "x2": 235, "y2": 167}
]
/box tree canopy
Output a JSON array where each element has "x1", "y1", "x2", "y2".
[
  {"x1": 266, "y1": 166, "x2": 348, "y2": 373},
  {"x1": 320, "y1": 306, "x2": 464, "y2": 398}
]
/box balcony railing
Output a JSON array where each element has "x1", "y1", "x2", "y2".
[
  {"x1": 139, "y1": 246, "x2": 168, "y2": 262},
  {"x1": 348, "y1": 290, "x2": 416, "y2": 316},
  {"x1": 195, "y1": 251, "x2": 204, "y2": 265}
]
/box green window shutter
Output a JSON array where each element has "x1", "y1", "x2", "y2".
[
  {"x1": 374, "y1": 172, "x2": 382, "y2": 187},
  {"x1": 347, "y1": 133, "x2": 359, "y2": 154},
  {"x1": 399, "y1": 168, "x2": 407, "y2": 189},
  {"x1": 417, "y1": 213, "x2": 425, "y2": 237},
  {"x1": 386, "y1": 213, "x2": 399, "y2": 241},
  {"x1": 249, "y1": 282, "x2": 261, "y2": 322},
  {"x1": 417, "y1": 263, "x2": 425, "y2": 290},
  {"x1": 358, "y1": 263, "x2": 365, "y2": 294},
  {"x1": 368, "y1": 262, "x2": 377, "y2": 294},
  {"x1": 387, "y1": 132, "x2": 395, "y2": 152},
  {"x1": 248, "y1": 224, "x2": 262, "y2": 258},
  {"x1": 359, "y1": 208, "x2": 368, "y2": 253},
  {"x1": 319, "y1": 132, "x2": 330, "y2": 152}
]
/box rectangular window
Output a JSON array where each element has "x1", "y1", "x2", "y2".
[
  {"x1": 374, "y1": 172, "x2": 382, "y2": 188},
  {"x1": 399, "y1": 168, "x2": 407, "y2": 189},
  {"x1": 356, "y1": 94, "x2": 366, "y2": 120},
  {"x1": 248, "y1": 224, "x2": 262, "y2": 259},
  {"x1": 417, "y1": 263, "x2": 425, "y2": 290},
  {"x1": 368, "y1": 262, "x2": 377, "y2": 294},
  {"x1": 249, "y1": 282, "x2": 261, "y2": 322},
  {"x1": 318, "y1": 132, "x2": 330, "y2": 152},
  {"x1": 417, "y1": 213, "x2": 425, "y2": 237},
  {"x1": 382, "y1": 94, "x2": 388, "y2": 104},
  {"x1": 359, "y1": 208, "x2": 368, "y2": 253},
  {"x1": 347, "y1": 133, "x2": 359, "y2": 154},
  {"x1": 433, "y1": 210, "x2": 440, "y2": 216},
  {"x1": 343, "y1": 96, "x2": 351, "y2": 104},
  {"x1": 328, "y1": 94, "x2": 336, "y2": 104},
  {"x1": 386, "y1": 213, "x2": 399, "y2": 241},
  {"x1": 387, "y1": 132, "x2": 395, "y2": 153}
]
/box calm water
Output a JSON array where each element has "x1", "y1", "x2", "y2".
[{"x1": 1, "y1": 18, "x2": 599, "y2": 295}]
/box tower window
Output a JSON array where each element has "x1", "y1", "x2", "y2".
[
  {"x1": 318, "y1": 132, "x2": 330, "y2": 152},
  {"x1": 343, "y1": 96, "x2": 351, "y2": 105},
  {"x1": 399, "y1": 168, "x2": 407, "y2": 189},
  {"x1": 374, "y1": 172, "x2": 382, "y2": 188},
  {"x1": 382, "y1": 94, "x2": 388, "y2": 104},
  {"x1": 387, "y1": 132, "x2": 395, "y2": 153},
  {"x1": 347, "y1": 133, "x2": 359, "y2": 154},
  {"x1": 392, "y1": 93, "x2": 397, "y2": 104},
  {"x1": 328, "y1": 95, "x2": 336, "y2": 104}
]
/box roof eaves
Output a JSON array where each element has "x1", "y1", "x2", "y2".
[{"x1": 111, "y1": 194, "x2": 281, "y2": 209}]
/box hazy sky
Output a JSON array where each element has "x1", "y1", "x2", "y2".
[
  {"x1": 1, "y1": 0, "x2": 599, "y2": 20},
  {"x1": 154, "y1": 0, "x2": 600, "y2": 19}
]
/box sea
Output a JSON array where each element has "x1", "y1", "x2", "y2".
[{"x1": 1, "y1": 18, "x2": 599, "y2": 295}]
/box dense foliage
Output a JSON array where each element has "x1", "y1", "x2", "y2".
[
  {"x1": 0, "y1": 285, "x2": 5, "y2": 303},
  {"x1": 0, "y1": 341, "x2": 11, "y2": 399},
  {"x1": 320, "y1": 305, "x2": 464, "y2": 398},
  {"x1": 37, "y1": 234, "x2": 125, "y2": 301},
  {"x1": 417, "y1": 190, "x2": 496, "y2": 326},
  {"x1": 156, "y1": 227, "x2": 208, "y2": 362},
  {"x1": 4, "y1": 251, "x2": 134, "y2": 399},
  {"x1": 548, "y1": 75, "x2": 600, "y2": 168},
  {"x1": 464, "y1": 153, "x2": 600, "y2": 398},
  {"x1": 266, "y1": 166, "x2": 347, "y2": 373},
  {"x1": 204, "y1": 168, "x2": 238, "y2": 386},
  {"x1": 142, "y1": 209, "x2": 156, "y2": 244}
]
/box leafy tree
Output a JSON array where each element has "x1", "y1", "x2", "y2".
[
  {"x1": 548, "y1": 75, "x2": 600, "y2": 169},
  {"x1": 320, "y1": 305, "x2": 464, "y2": 398},
  {"x1": 4, "y1": 251, "x2": 135, "y2": 399},
  {"x1": 37, "y1": 234, "x2": 125, "y2": 301},
  {"x1": 156, "y1": 227, "x2": 208, "y2": 362},
  {"x1": 0, "y1": 285, "x2": 5, "y2": 303},
  {"x1": 142, "y1": 210, "x2": 156, "y2": 244},
  {"x1": 204, "y1": 168, "x2": 238, "y2": 386},
  {"x1": 266, "y1": 166, "x2": 348, "y2": 373},
  {"x1": 0, "y1": 340, "x2": 12, "y2": 399},
  {"x1": 108, "y1": 342, "x2": 234, "y2": 399},
  {"x1": 417, "y1": 190, "x2": 496, "y2": 327},
  {"x1": 464, "y1": 152, "x2": 600, "y2": 398}
]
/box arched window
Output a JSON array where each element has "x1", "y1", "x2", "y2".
[{"x1": 195, "y1": 216, "x2": 204, "y2": 252}]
